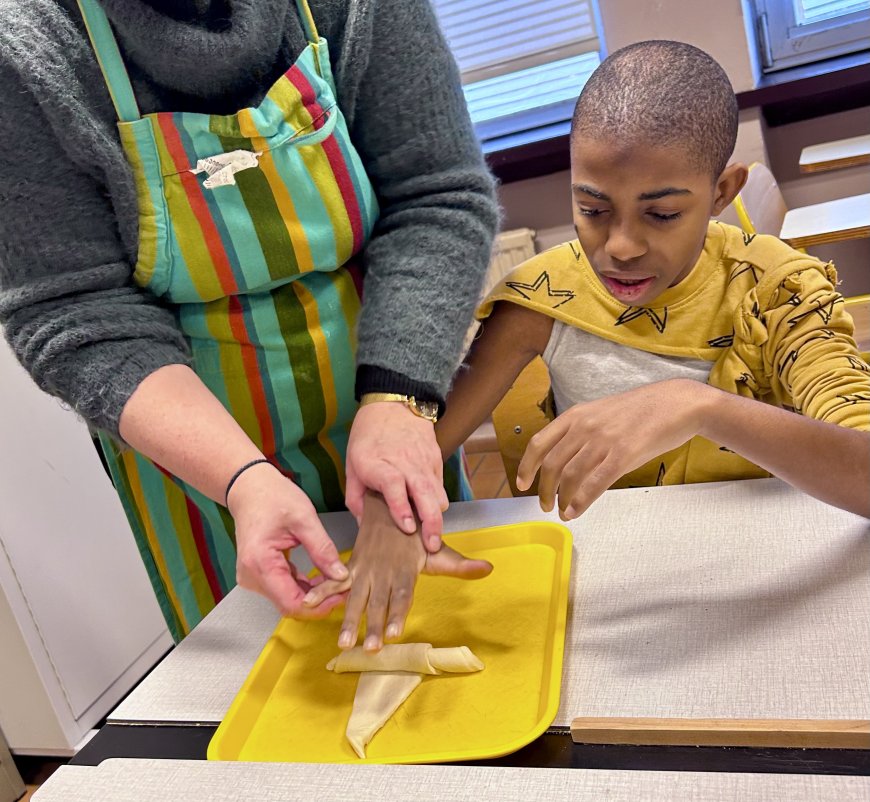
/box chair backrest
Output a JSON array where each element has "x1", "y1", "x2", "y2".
[
  {"x1": 727, "y1": 162, "x2": 789, "y2": 237},
  {"x1": 491, "y1": 356, "x2": 554, "y2": 496}
]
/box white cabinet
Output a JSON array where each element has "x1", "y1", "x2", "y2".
[{"x1": 0, "y1": 338, "x2": 173, "y2": 756}]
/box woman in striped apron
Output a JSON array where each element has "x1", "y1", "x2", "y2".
[{"x1": 70, "y1": 0, "x2": 489, "y2": 641}]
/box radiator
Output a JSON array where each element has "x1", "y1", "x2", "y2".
[{"x1": 460, "y1": 228, "x2": 537, "y2": 357}]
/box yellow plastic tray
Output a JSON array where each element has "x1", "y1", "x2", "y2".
[{"x1": 208, "y1": 522, "x2": 572, "y2": 764}]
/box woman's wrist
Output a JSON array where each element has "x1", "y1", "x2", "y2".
[
  {"x1": 224, "y1": 458, "x2": 273, "y2": 506},
  {"x1": 225, "y1": 459, "x2": 284, "y2": 516}
]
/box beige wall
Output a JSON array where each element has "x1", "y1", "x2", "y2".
[
  {"x1": 597, "y1": 0, "x2": 759, "y2": 91},
  {"x1": 498, "y1": 0, "x2": 869, "y2": 296}
]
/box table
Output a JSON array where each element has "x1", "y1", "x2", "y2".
[
  {"x1": 799, "y1": 134, "x2": 870, "y2": 173},
  {"x1": 48, "y1": 480, "x2": 870, "y2": 794},
  {"x1": 32, "y1": 759, "x2": 870, "y2": 801},
  {"x1": 780, "y1": 192, "x2": 870, "y2": 248}
]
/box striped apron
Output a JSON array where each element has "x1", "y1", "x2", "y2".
[{"x1": 78, "y1": 0, "x2": 468, "y2": 641}]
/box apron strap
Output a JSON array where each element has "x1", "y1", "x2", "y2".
[
  {"x1": 294, "y1": 0, "x2": 321, "y2": 44},
  {"x1": 76, "y1": 0, "x2": 321, "y2": 121},
  {"x1": 76, "y1": 0, "x2": 141, "y2": 122}
]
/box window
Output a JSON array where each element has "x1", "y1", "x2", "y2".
[
  {"x1": 431, "y1": 0, "x2": 603, "y2": 152},
  {"x1": 753, "y1": 0, "x2": 870, "y2": 72}
]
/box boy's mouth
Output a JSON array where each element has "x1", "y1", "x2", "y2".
[{"x1": 599, "y1": 274, "x2": 656, "y2": 302}]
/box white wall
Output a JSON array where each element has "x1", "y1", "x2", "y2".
[{"x1": 497, "y1": 0, "x2": 870, "y2": 297}]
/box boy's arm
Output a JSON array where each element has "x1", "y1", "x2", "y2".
[
  {"x1": 518, "y1": 378, "x2": 870, "y2": 521},
  {"x1": 436, "y1": 302, "x2": 554, "y2": 458},
  {"x1": 696, "y1": 386, "x2": 870, "y2": 516},
  {"x1": 763, "y1": 264, "x2": 870, "y2": 431}
]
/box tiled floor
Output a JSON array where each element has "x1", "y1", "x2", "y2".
[{"x1": 466, "y1": 450, "x2": 512, "y2": 499}]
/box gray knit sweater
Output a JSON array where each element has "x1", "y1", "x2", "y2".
[{"x1": 0, "y1": 0, "x2": 498, "y2": 436}]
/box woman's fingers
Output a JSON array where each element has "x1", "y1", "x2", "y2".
[
  {"x1": 376, "y1": 466, "x2": 418, "y2": 534},
  {"x1": 293, "y1": 512, "x2": 349, "y2": 583},
  {"x1": 302, "y1": 574, "x2": 353, "y2": 608},
  {"x1": 405, "y1": 471, "x2": 444, "y2": 550}
]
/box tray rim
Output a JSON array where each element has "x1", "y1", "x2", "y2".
[{"x1": 208, "y1": 521, "x2": 573, "y2": 764}]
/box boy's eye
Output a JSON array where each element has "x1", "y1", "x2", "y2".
[
  {"x1": 578, "y1": 207, "x2": 605, "y2": 217},
  {"x1": 649, "y1": 211, "x2": 682, "y2": 222}
]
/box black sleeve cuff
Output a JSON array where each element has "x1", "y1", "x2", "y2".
[{"x1": 355, "y1": 365, "x2": 446, "y2": 418}]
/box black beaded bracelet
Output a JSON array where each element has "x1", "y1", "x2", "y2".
[{"x1": 224, "y1": 458, "x2": 272, "y2": 506}]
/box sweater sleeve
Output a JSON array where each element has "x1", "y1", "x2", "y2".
[
  {"x1": 0, "y1": 46, "x2": 190, "y2": 437},
  {"x1": 761, "y1": 263, "x2": 870, "y2": 431},
  {"x1": 340, "y1": 0, "x2": 500, "y2": 405}
]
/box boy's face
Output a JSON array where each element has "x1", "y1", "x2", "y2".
[{"x1": 570, "y1": 137, "x2": 746, "y2": 306}]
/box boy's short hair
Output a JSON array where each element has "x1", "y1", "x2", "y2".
[{"x1": 571, "y1": 40, "x2": 738, "y2": 178}]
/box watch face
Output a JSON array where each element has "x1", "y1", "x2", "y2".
[{"x1": 413, "y1": 399, "x2": 439, "y2": 421}]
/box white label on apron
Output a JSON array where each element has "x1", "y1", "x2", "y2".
[{"x1": 190, "y1": 149, "x2": 263, "y2": 189}]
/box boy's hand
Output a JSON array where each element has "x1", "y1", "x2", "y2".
[
  {"x1": 516, "y1": 379, "x2": 710, "y2": 519},
  {"x1": 302, "y1": 491, "x2": 492, "y2": 652}
]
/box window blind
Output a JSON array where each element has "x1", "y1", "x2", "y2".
[{"x1": 432, "y1": 0, "x2": 602, "y2": 143}]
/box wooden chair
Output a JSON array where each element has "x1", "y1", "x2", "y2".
[
  {"x1": 722, "y1": 161, "x2": 789, "y2": 237},
  {"x1": 491, "y1": 356, "x2": 553, "y2": 496}
]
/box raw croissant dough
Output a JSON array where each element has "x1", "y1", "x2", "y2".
[{"x1": 327, "y1": 643, "x2": 484, "y2": 758}]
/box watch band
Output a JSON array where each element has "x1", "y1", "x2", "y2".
[
  {"x1": 359, "y1": 392, "x2": 439, "y2": 423},
  {"x1": 360, "y1": 392, "x2": 412, "y2": 405},
  {"x1": 355, "y1": 365, "x2": 446, "y2": 418}
]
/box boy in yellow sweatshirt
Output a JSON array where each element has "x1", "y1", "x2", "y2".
[
  {"x1": 436, "y1": 39, "x2": 869, "y2": 522},
  {"x1": 306, "y1": 40, "x2": 870, "y2": 652}
]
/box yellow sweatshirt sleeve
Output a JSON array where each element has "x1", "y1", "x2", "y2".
[{"x1": 760, "y1": 263, "x2": 870, "y2": 431}]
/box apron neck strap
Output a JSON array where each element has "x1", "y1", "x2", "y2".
[
  {"x1": 76, "y1": 0, "x2": 322, "y2": 123},
  {"x1": 294, "y1": 0, "x2": 320, "y2": 44},
  {"x1": 76, "y1": 0, "x2": 141, "y2": 122}
]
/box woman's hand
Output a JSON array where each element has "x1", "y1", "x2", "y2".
[
  {"x1": 227, "y1": 462, "x2": 349, "y2": 619},
  {"x1": 517, "y1": 379, "x2": 709, "y2": 519},
  {"x1": 303, "y1": 491, "x2": 493, "y2": 651},
  {"x1": 346, "y1": 402, "x2": 449, "y2": 552}
]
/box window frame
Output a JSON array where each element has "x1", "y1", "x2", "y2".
[
  {"x1": 754, "y1": 0, "x2": 870, "y2": 72},
  {"x1": 431, "y1": 0, "x2": 604, "y2": 147}
]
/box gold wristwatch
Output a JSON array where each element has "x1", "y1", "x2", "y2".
[{"x1": 359, "y1": 392, "x2": 439, "y2": 423}]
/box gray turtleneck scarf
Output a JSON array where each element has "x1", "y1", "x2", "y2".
[{"x1": 0, "y1": 0, "x2": 498, "y2": 435}]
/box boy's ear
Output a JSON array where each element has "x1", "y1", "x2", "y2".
[{"x1": 711, "y1": 162, "x2": 749, "y2": 215}]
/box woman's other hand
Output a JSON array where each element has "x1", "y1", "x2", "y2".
[{"x1": 227, "y1": 462, "x2": 349, "y2": 619}]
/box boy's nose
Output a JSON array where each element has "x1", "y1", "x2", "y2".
[{"x1": 604, "y1": 222, "x2": 646, "y2": 262}]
